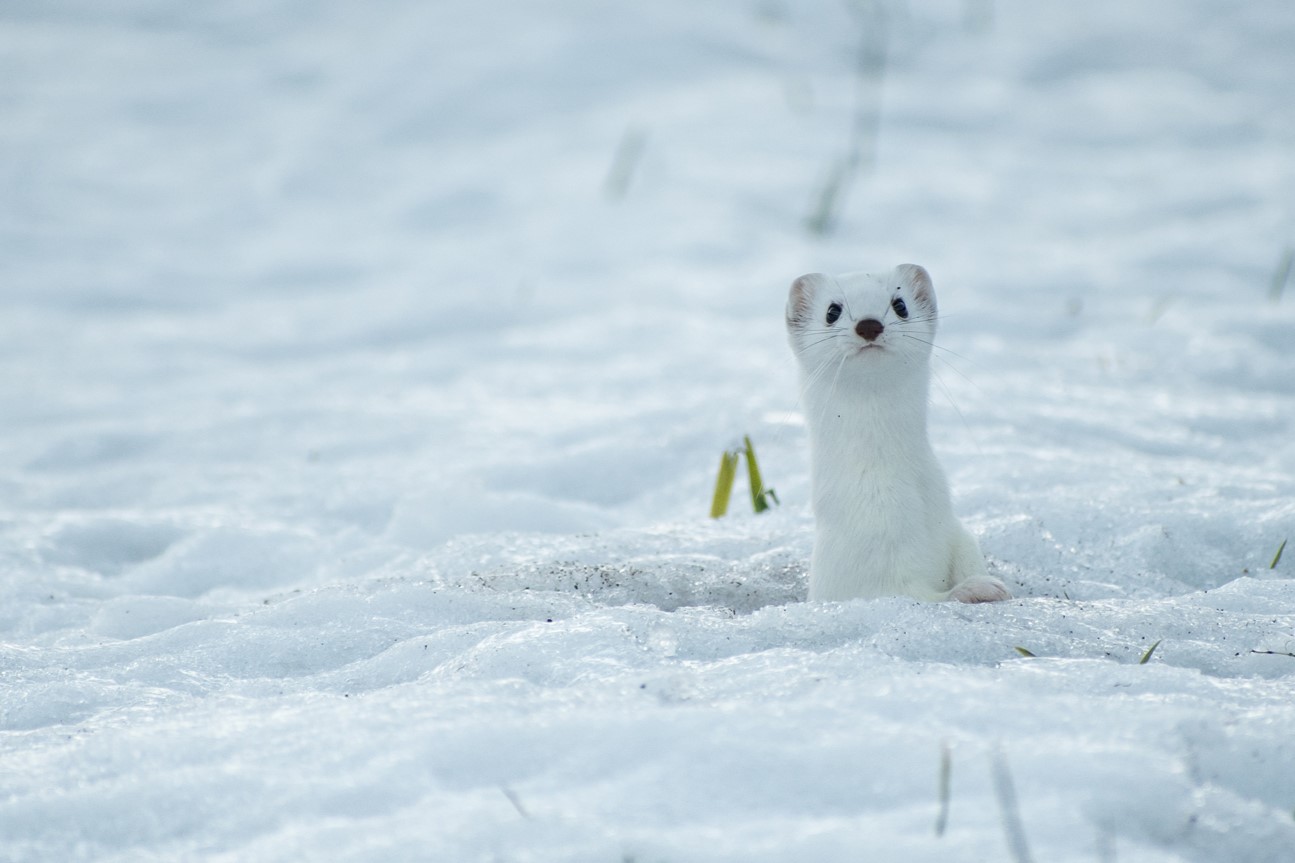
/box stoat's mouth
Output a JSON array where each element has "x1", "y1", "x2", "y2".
[{"x1": 854, "y1": 343, "x2": 884, "y2": 353}]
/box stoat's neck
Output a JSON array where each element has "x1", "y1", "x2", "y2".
[{"x1": 801, "y1": 360, "x2": 933, "y2": 464}]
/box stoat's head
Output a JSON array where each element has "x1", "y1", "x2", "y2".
[{"x1": 786, "y1": 263, "x2": 938, "y2": 378}]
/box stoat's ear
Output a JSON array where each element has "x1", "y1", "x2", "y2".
[
  {"x1": 787, "y1": 273, "x2": 826, "y2": 329},
  {"x1": 896, "y1": 263, "x2": 934, "y2": 306}
]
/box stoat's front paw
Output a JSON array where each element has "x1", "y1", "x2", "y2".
[{"x1": 948, "y1": 576, "x2": 1011, "y2": 604}]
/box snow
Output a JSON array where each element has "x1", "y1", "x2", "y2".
[{"x1": 2, "y1": 0, "x2": 1295, "y2": 860}]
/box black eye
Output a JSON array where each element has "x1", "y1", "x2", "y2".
[
  {"x1": 825, "y1": 302, "x2": 842, "y2": 325},
  {"x1": 891, "y1": 297, "x2": 908, "y2": 319}
]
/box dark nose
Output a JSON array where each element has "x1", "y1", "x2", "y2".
[{"x1": 855, "y1": 318, "x2": 884, "y2": 341}]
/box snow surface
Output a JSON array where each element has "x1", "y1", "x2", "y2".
[{"x1": 3, "y1": 0, "x2": 1295, "y2": 860}]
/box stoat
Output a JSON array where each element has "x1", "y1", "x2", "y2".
[{"x1": 786, "y1": 264, "x2": 1009, "y2": 603}]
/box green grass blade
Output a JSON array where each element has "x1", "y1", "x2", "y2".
[
  {"x1": 806, "y1": 158, "x2": 851, "y2": 236},
  {"x1": 991, "y1": 749, "x2": 1035, "y2": 863},
  {"x1": 1272, "y1": 538, "x2": 1287, "y2": 570},
  {"x1": 744, "y1": 435, "x2": 774, "y2": 514},
  {"x1": 1139, "y1": 639, "x2": 1162, "y2": 664},
  {"x1": 934, "y1": 742, "x2": 951, "y2": 837},
  {"x1": 1013, "y1": 646, "x2": 1035, "y2": 658},
  {"x1": 604, "y1": 126, "x2": 648, "y2": 201},
  {"x1": 709, "y1": 450, "x2": 739, "y2": 519},
  {"x1": 1270, "y1": 247, "x2": 1293, "y2": 303}
]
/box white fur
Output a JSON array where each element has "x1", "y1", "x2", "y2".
[{"x1": 786, "y1": 265, "x2": 1009, "y2": 604}]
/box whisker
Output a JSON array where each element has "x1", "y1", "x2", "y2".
[
  {"x1": 815, "y1": 352, "x2": 850, "y2": 431},
  {"x1": 832, "y1": 275, "x2": 855, "y2": 322},
  {"x1": 786, "y1": 350, "x2": 847, "y2": 444},
  {"x1": 895, "y1": 330, "x2": 988, "y2": 401},
  {"x1": 897, "y1": 334, "x2": 984, "y2": 396},
  {"x1": 796, "y1": 333, "x2": 847, "y2": 354},
  {"x1": 929, "y1": 363, "x2": 980, "y2": 454},
  {"x1": 898, "y1": 333, "x2": 978, "y2": 369},
  {"x1": 898, "y1": 313, "x2": 941, "y2": 327},
  {"x1": 799, "y1": 352, "x2": 838, "y2": 397},
  {"x1": 932, "y1": 352, "x2": 979, "y2": 393}
]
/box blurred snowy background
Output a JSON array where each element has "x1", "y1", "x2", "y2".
[{"x1": 2, "y1": 1, "x2": 1294, "y2": 860}]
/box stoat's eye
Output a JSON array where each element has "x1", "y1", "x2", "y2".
[
  {"x1": 891, "y1": 297, "x2": 908, "y2": 319},
  {"x1": 825, "y1": 302, "x2": 842, "y2": 325}
]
